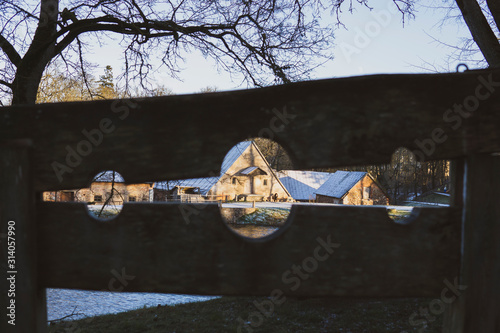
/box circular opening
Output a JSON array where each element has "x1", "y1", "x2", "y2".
[
  {"x1": 85, "y1": 170, "x2": 125, "y2": 220},
  {"x1": 383, "y1": 148, "x2": 450, "y2": 223},
  {"x1": 42, "y1": 170, "x2": 126, "y2": 221},
  {"x1": 219, "y1": 139, "x2": 293, "y2": 239},
  {"x1": 383, "y1": 147, "x2": 416, "y2": 223}
]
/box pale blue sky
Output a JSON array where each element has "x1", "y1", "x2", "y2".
[{"x1": 89, "y1": 0, "x2": 476, "y2": 94}]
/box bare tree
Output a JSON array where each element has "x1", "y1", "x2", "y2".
[
  {"x1": 1, "y1": 1, "x2": 498, "y2": 107},
  {"x1": 95, "y1": 170, "x2": 124, "y2": 218},
  {"x1": 426, "y1": 0, "x2": 500, "y2": 69},
  {"x1": 454, "y1": 0, "x2": 500, "y2": 67},
  {"x1": 331, "y1": 1, "x2": 499, "y2": 68},
  {"x1": 253, "y1": 138, "x2": 293, "y2": 171},
  {"x1": 0, "y1": 0, "x2": 337, "y2": 105},
  {"x1": 36, "y1": 59, "x2": 102, "y2": 102}
]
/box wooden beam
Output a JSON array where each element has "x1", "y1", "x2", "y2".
[
  {"x1": 0, "y1": 141, "x2": 47, "y2": 333},
  {"x1": 0, "y1": 70, "x2": 499, "y2": 191},
  {"x1": 37, "y1": 203, "x2": 460, "y2": 297},
  {"x1": 445, "y1": 154, "x2": 500, "y2": 332}
]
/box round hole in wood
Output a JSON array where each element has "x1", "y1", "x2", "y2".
[
  {"x1": 85, "y1": 170, "x2": 126, "y2": 220},
  {"x1": 218, "y1": 139, "x2": 293, "y2": 239},
  {"x1": 383, "y1": 147, "x2": 450, "y2": 223}
]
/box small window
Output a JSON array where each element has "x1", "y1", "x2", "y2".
[
  {"x1": 363, "y1": 187, "x2": 371, "y2": 199},
  {"x1": 232, "y1": 178, "x2": 236, "y2": 184},
  {"x1": 263, "y1": 179, "x2": 268, "y2": 186},
  {"x1": 129, "y1": 196, "x2": 136, "y2": 202},
  {"x1": 94, "y1": 195, "x2": 102, "y2": 202}
]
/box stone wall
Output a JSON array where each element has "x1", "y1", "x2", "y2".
[
  {"x1": 316, "y1": 175, "x2": 388, "y2": 205},
  {"x1": 343, "y1": 175, "x2": 388, "y2": 205},
  {"x1": 211, "y1": 143, "x2": 290, "y2": 201},
  {"x1": 315, "y1": 195, "x2": 341, "y2": 204},
  {"x1": 45, "y1": 183, "x2": 152, "y2": 204}
]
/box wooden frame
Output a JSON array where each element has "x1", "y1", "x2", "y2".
[{"x1": 1, "y1": 69, "x2": 499, "y2": 332}]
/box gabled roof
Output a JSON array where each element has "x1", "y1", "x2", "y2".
[
  {"x1": 220, "y1": 141, "x2": 252, "y2": 175},
  {"x1": 237, "y1": 166, "x2": 268, "y2": 176},
  {"x1": 93, "y1": 171, "x2": 125, "y2": 183},
  {"x1": 154, "y1": 141, "x2": 253, "y2": 195},
  {"x1": 314, "y1": 171, "x2": 367, "y2": 199},
  {"x1": 278, "y1": 170, "x2": 332, "y2": 201},
  {"x1": 155, "y1": 177, "x2": 219, "y2": 195}
]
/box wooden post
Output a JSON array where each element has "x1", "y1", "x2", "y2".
[
  {"x1": 0, "y1": 140, "x2": 47, "y2": 333},
  {"x1": 444, "y1": 154, "x2": 500, "y2": 332}
]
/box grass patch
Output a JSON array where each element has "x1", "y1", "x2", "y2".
[
  {"x1": 386, "y1": 209, "x2": 412, "y2": 223},
  {"x1": 235, "y1": 208, "x2": 290, "y2": 226},
  {"x1": 87, "y1": 205, "x2": 121, "y2": 219},
  {"x1": 48, "y1": 296, "x2": 443, "y2": 332}
]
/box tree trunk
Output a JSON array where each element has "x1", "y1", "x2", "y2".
[
  {"x1": 11, "y1": 0, "x2": 59, "y2": 105},
  {"x1": 455, "y1": 0, "x2": 500, "y2": 68}
]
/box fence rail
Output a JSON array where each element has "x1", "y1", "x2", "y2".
[
  {"x1": 1, "y1": 69, "x2": 499, "y2": 191},
  {"x1": 1, "y1": 69, "x2": 499, "y2": 332}
]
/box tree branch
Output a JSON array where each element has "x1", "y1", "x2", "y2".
[
  {"x1": 2, "y1": 1, "x2": 39, "y2": 21},
  {"x1": 75, "y1": 37, "x2": 95, "y2": 99},
  {"x1": 47, "y1": 306, "x2": 82, "y2": 323},
  {"x1": 54, "y1": 15, "x2": 235, "y2": 56},
  {"x1": 0, "y1": 34, "x2": 21, "y2": 67},
  {"x1": 486, "y1": 0, "x2": 500, "y2": 33},
  {"x1": 455, "y1": 0, "x2": 500, "y2": 67},
  {"x1": 3, "y1": 0, "x2": 336, "y2": 101},
  {"x1": 0, "y1": 79, "x2": 12, "y2": 89}
]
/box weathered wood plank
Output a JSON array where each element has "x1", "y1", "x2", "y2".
[
  {"x1": 443, "y1": 158, "x2": 465, "y2": 332},
  {"x1": 1, "y1": 70, "x2": 500, "y2": 191},
  {"x1": 38, "y1": 203, "x2": 460, "y2": 297},
  {"x1": 445, "y1": 154, "x2": 500, "y2": 333},
  {"x1": 0, "y1": 141, "x2": 47, "y2": 333}
]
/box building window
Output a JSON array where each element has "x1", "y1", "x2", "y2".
[
  {"x1": 232, "y1": 178, "x2": 236, "y2": 184},
  {"x1": 363, "y1": 187, "x2": 371, "y2": 199},
  {"x1": 129, "y1": 196, "x2": 136, "y2": 202},
  {"x1": 94, "y1": 195, "x2": 102, "y2": 202},
  {"x1": 263, "y1": 179, "x2": 268, "y2": 186}
]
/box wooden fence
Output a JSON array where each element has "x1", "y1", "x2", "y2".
[{"x1": 1, "y1": 69, "x2": 499, "y2": 332}]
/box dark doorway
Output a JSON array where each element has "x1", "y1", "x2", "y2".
[{"x1": 60, "y1": 191, "x2": 75, "y2": 202}]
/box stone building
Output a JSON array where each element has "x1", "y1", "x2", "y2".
[
  {"x1": 43, "y1": 171, "x2": 152, "y2": 204},
  {"x1": 314, "y1": 171, "x2": 389, "y2": 205},
  {"x1": 278, "y1": 170, "x2": 388, "y2": 205},
  {"x1": 277, "y1": 170, "x2": 332, "y2": 202},
  {"x1": 44, "y1": 142, "x2": 387, "y2": 206},
  {"x1": 154, "y1": 141, "x2": 291, "y2": 202}
]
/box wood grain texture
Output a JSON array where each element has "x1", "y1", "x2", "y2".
[
  {"x1": 38, "y1": 203, "x2": 461, "y2": 297},
  {"x1": 0, "y1": 142, "x2": 47, "y2": 333},
  {"x1": 445, "y1": 154, "x2": 500, "y2": 333},
  {"x1": 0, "y1": 70, "x2": 499, "y2": 191}
]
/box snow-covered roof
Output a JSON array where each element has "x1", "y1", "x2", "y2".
[
  {"x1": 155, "y1": 177, "x2": 219, "y2": 195},
  {"x1": 220, "y1": 141, "x2": 252, "y2": 175},
  {"x1": 237, "y1": 166, "x2": 267, "y2": 175},
  {"x1": 314, "y1": 171, "x2": 366, "y2": 199},
  {"x1": 154, "y1": 141, "x2": 253, "y2": 195},
  {"x1": 278, "y1": 170, "x2": 332, "y2": 201},
  {"x1": 93, "y1": 171, "x2": 125, "y2": 183}
]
